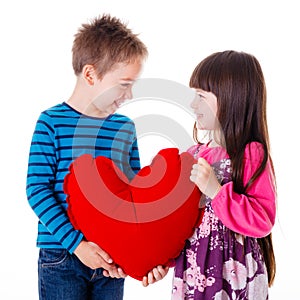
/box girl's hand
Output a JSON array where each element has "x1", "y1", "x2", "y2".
[
  {"x1": 190, "y1": 157, "x2": 221, "y2": 199},
  {"x1": 142, "y1": 265, "x2": 169, "y2": 287}
]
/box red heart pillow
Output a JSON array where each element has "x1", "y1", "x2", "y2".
[{"x1": 64, "y1": 148, "x2": 203, "y2": 281}]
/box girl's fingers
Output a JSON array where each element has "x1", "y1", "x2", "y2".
[
  {"x1": 152, "y1": 268, "x2": 161, "y2": 280},
  {"x1": 156, "y1": 265, "x2": 169, "y2": 277},
  {"x1": 142, "y1": 276, "x2": 149, "y2": 287},
  {"x1": 198, "y1": 157, "x2": 210, "y2": 167},
  {"x1": 142, "y1": 266, "x2": 169, "y2": 287},
  {"x1": 190, "y1": 169, "x2": 198, "y2": 176},
  {"x1": 190, "y1": 175, "x2": 196, "y2": 183},
  {"x1": 192, "y1": 163, "x2": 199, "y2": 171},
  {"x1": 148, "y1": 271, "x2": 154, "y2": 284}
]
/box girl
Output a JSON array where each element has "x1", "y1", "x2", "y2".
[{"x1": 172, "y1": 51, "x2": 276, "y2": 299}]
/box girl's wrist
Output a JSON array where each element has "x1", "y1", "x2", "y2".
[{"x1": 210, "y1": 184, "x2": 221, "y2": 199}]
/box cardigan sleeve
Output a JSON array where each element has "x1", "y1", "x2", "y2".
[{"x1": 211, "y1": 142, "x2": 276, "y2": 238}]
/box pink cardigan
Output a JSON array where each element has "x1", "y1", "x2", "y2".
[{"x1": 188, "y1": 142, "x2": 276, "y2": 238}]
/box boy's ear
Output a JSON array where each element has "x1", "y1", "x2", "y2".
[{"x1": 82, "y1": 65, "x2": 97, "y2": 86}]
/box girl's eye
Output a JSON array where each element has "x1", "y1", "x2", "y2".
[{"x1": 197, "y1": 93, "x2": 204, "y2": 100}]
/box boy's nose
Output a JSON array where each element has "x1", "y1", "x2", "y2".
[{"x1": 124, "y1": 88, "x2": 133, "y2": 100}]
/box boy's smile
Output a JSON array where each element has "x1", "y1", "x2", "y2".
[{"x1": 91, "y1": 61, "x2": 143, "y2": 117}]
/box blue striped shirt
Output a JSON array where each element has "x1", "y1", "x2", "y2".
[{"x1": 26, "y1": 102, "x2": 140, "y2": 253}]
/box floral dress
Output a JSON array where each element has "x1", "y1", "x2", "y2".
[{"x1": 172, "y1": 144, "x2": 272, "y2": 300}]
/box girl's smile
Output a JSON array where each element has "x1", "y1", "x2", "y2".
[{"x1": 191, "y1": 89, "x2": 218, "y2": 130}]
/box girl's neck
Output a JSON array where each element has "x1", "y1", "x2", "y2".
[{"x1": 207, "y1": 139, "x2": 221, "y2": 148}]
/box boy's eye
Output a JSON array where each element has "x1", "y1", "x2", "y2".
[{"x1": 120, "y1": 83, "x2": 131, "y2": 88}]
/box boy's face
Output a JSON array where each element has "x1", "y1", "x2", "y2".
[{"x1": 91, "y1": 61, "x2": 143, "y2": 116}]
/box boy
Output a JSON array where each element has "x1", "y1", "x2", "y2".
[{"x1": 26, "y1": 14, "x2": 162, "y2": 300}]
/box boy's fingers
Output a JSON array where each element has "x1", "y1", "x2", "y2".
[
  {"x1": 88, "y1": 242, "x2": 113, "y2": 263},
  {"x1": 98, "y1": 250, "x2": 113, "y2": 263},
  {"x1": 117, "y1": 267, "x2": 127, "y2": 277}
]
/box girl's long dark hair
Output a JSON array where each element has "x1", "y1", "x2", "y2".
[{"x1": 190, "y1": 50, "x2": 276, "y2": 286}]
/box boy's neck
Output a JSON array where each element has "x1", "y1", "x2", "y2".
[
  {"x1": 67, "y1": 98, "x2": 109, "y2": 118},
  {"x1": 66, "y1": 78, "x2": 109, "y2": 118}
]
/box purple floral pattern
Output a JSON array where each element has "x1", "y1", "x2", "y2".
[{"x1": 171, "y1": 146, "x2": 268, "y2": 300}]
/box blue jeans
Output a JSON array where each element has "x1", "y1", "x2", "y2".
[{"x1": 38, "y1": 249, "x2": 124, "y2": 300}]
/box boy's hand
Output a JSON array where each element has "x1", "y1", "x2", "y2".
[
  {"x1": 74, "y1": 241, "x2": 127, "y2": 278},
  {"x1": 102, "y1": 267, "x2": 127, "y2": 278},
  {"x1": 190, "y1": 157, "x2": 221, "y2": 199},
  {"x1": 142, "y1": 265, "x2": 169, "y2": 287}
]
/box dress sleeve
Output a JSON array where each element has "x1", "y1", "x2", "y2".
[
  {"x1": 211, "y1": 142, "x2": 276, "y2": 238},
  {"x1": 186, "y1": 144, "x2": 200, "y2": 157}
]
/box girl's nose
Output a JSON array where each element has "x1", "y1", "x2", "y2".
[{"x1": 190, "y1": 95, "x2": 199, "y2": 109}]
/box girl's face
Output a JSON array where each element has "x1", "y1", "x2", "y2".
[{"x1": 190, "y1": 89, "x2": 218, "y2": 130}]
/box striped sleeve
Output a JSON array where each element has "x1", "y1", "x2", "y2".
[
  {"x1": 128, "y1": 125, "x2": 140, "y2": 178},
  {"x1": 26, "y1": 112, "x2": 83, "y2": 253}
]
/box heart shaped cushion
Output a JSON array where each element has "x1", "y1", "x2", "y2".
[{"x1": 64, "y1": 148, "x2": 203, "y2": 280}]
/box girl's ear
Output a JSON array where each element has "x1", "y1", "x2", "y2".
[{"x1": 82, "y1": 65, "x2": 97, "y2": 86}]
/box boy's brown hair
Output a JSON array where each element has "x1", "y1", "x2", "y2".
[{"x1": 72, "y1": 14, "x2": 148, "y2": 78}]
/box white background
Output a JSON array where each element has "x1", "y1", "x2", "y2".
[{"x1": 0, "y1": 0, "x2": 299, "y2": 299}]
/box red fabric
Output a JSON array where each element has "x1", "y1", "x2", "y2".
[{"x1": 64, "y1": 148, "x2": 204, "y2": 280}]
